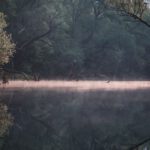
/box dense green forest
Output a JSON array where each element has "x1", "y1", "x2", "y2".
[{"x1": 0, "y1": 0, "x2": 150, "y2": 79}]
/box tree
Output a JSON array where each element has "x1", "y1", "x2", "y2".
[
  {"x1": 1, "y1": 0, "x2": 150, "y2": 79},
  {"x1": 106, "y1": 0, "x2": 150, "y2": 28},
  {"x1": 0, "y1": 12, "x2": 15, "y2": 66},
  {"x1": 0, "y1": 12, "x2": 14, "y2": 149}
]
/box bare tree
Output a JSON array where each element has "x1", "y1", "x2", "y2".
[{"x1": 106, "y1": 0, "x2": 150, "y2": 28}]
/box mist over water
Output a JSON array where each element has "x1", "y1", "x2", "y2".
[
  {"x1": 1, "y1": 80, "x2": 150, "y2": 91},
  {"x1": 0, "y1": 81, "x2": 150, "y2": 150}
]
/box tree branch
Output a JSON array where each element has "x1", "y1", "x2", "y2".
[
  {"x1": 18, "y1": 29, "x2": 52, "y2": 50},
  {"x1": 123, "y1": 10, "x2": 150, "y2": 28},
  {"x1": 107, "y1": 2, "x2": 150, "y2": 28},
  {"x1": 17, "y1": 16, "x2": 57, "y2": 50},
  {"x1": 128, "y1": 137, "x2": 150, "y2": 150}
]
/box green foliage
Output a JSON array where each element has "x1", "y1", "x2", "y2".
[
  {"x1": 0, "y1": 11, "x2": 14, "y2": 149},
  {"x1": 0, "y1": 12, "x2": 15, "y2": 66}
]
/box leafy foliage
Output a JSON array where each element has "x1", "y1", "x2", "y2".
[
  {"x1": 0, "y1": 11, "x2": 14, "y2": 149},
  {"x1": 0, "y1": 12, "x2": 15, "y2": 65}
]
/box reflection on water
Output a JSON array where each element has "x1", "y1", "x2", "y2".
[{"x1": 0, "y1": 81, "x2": 150, "y2": 150}]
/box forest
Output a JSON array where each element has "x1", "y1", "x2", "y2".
[
  {"x1": 1, "y1": 1, "x2": 150, "y2": 150},
  {"x1": 0, "y1": 0, "x2": 150, "y2": 80}
]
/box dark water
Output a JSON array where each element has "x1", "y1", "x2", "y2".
[{"x1": 1, "y1": 88, "x2": 150, "y2": 150}]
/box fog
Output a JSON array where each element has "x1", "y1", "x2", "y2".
[{"x1": 1, "y1": 80, "x2": 150, "y2": 91}]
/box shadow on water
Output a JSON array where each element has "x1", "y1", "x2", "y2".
[{"x1": 1, "y1": 86, "x2": 150, "y2": 150}]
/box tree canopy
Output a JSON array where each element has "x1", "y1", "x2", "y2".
[
  {"x1": 0, "y1": 12, "x2": 15, "y2": 66},
  {"x1": 0, "y1": 11, "x2": 14, "y2": 148},
  {"x1": 0, "y1": 0, "x2": 150, "y2": 79}
]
